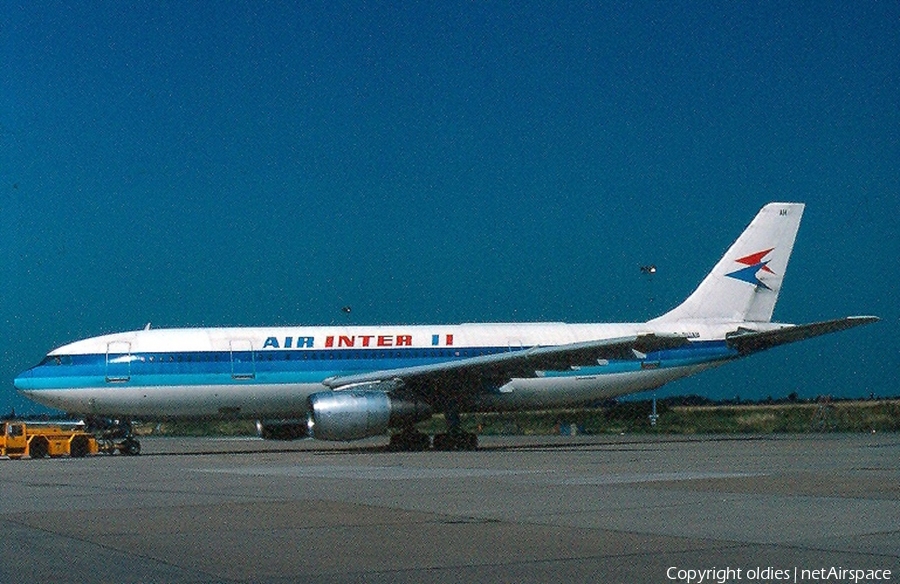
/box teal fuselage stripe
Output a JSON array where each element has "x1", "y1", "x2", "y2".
[{"x1": 17, "y1": 342, "x2": 739, "y2": 390}]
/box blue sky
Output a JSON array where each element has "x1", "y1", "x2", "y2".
[{"x1": 1, "y1": 2, "x2": 897, "y2": 414}]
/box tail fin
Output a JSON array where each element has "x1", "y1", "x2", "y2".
[{"x1": 651, "y1": 202, "x2": 805, "y2": 324}]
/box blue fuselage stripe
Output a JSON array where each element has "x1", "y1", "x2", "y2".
[{"x1": 17, "y1": 342, "x2": 738, "y2": 390}]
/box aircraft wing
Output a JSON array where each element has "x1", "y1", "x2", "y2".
[
  {"x1": 322, "y1": 333, "x2": 691, "y2": 395},
  {"x1": 725, "y1": 316, "x2": 879, "y2": 355}
]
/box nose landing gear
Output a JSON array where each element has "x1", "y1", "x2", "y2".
[{"x1": 86, "y1": 417, "x2": 142, "y2": 456}]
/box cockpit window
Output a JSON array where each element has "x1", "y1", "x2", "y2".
[{"x1": 38, "y1": 355, "x2": 73, "y2": 366}]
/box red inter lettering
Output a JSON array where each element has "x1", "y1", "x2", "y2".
[
  {"x1": 339, "y1": 336, "x2": 355, "y2": 347},
  {"x1": 377, "y1": 335, "x2": 393, "y2": 347},
  {"x1": 325, "y1": 336, "x2": 334, "y2": 348},
  {"x1": 446, "y1": 334, "x2": 454, "y2": 346},
  {"x1": 359, "y1": 335, "x2": 374, "y2": 347},
  {"x1": 395, "y1": 335, "x2": 412, "y2": 347}
]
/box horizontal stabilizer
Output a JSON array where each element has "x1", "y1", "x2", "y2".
[{"x1": 726, "y1": 316, "x2": 879, "y2": 355}]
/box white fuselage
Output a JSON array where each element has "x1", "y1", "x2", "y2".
[{"x1": 15, "y1": 320, "x2": 752, "y2": 420}]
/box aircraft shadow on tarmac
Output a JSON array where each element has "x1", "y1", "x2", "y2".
[{"x1": 138, "y1": 434, "x2": 768, "y2": 457}]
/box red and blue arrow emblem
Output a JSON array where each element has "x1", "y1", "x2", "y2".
[{"x1": 725, "y1": 248, "x2": 775, "y2": 290}]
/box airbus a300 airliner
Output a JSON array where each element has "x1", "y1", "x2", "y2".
[{"x1": 14, "y1": 203, "x2": 877, "y2": 452}]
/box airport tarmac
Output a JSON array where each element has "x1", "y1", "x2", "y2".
[{"x1": 0, "y1": 433, "x2": 897, "y2": 583}]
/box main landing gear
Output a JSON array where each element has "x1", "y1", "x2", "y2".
[
  {"x1": 432, "y1": 409, "x2": 478, "y2": 451},
  {"x1": 432, "y1": 429, "x2": 478, "y2": 451},
  {"x1": 388, "y1": 409, "x2": 479, "y2": 451},
  {"x1": 388, "y1": 427, "x2": 479, "y2": 451},
  {"x1": 86, "y1": 417, "x2": 141, "y2": 456},
  {"x1": 388, "y1": 427, "x2": 431, "y2": 451}
]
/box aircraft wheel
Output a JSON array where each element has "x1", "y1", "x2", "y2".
[
  {"x1": 119, "y1": 437, "x2": 141, "y2": 456},
  {"x1": 433, "y1": 431, "x2": 478, "y2": 451},
  {"x1": 388, "y1": 430, "x2": 431, "y2": 451}
]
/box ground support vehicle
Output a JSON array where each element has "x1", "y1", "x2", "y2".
[{"x1": 1, "y1": 421, "x2": 100, "y2": 459}]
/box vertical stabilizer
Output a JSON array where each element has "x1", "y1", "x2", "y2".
[{"x1": 651, "y1": 202, "x2": 804, "y2": 323}]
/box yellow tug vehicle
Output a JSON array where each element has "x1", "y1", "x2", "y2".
[{"x1": 1, "y1": 420, "x2": 99, "y2": 459}]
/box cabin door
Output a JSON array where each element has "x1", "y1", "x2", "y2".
[
  {"x1": 229, "y1": 339, "x2": 255, "y2": 380},
  {"x1": 106, "y1": 341, "x2": 132, "y2": 382}
]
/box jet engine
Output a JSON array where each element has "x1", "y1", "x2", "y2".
[
  {"x1": 255, "y1": 419, "x2": 309, "y2": 441},
  {"x1": 306, "y1": 390, "x2": 431, "y2": 441}
]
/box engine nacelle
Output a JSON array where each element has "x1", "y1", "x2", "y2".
[
  {"x1": 307, "y1": 390, "x2": 431, "y2": 441},
  {"x1": 255, "y1": 419, "x2": 309, "y2": 441}
]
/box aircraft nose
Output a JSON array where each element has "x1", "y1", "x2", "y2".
[{"x1": 13, "y1": 369, "x2": 33, "y2": 390}]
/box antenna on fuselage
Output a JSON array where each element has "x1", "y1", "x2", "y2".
[
  {"x1": 144, "y1": 322, "x2": 151, "y2": 331},
  {"x1": 649, "y1": 393, "x2": 659, "y2": 427}
]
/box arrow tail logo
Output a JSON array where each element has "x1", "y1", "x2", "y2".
[{"x1": 725, "y1": 248, "x2": 776, "y2": 290}]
